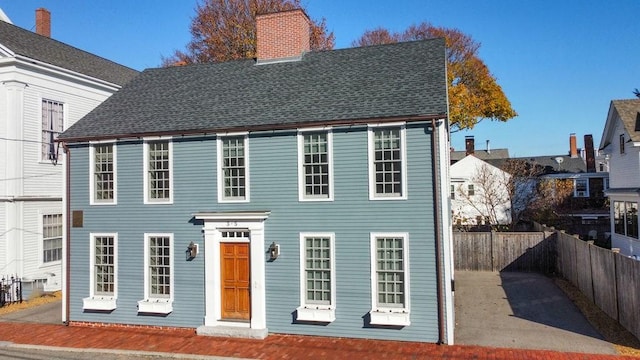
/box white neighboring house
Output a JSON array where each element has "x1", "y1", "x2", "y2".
[
  {"x1": 450, "y1": 155, "x2": 512, "y2": 227},
  {"x1": 599, "y1": 99, "x2": 640, "y2": 259},
  {"x1": 0, "y1": 9, "x2": 137, "y2": 291}
]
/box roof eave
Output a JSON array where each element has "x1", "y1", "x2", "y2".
[
  {"x1": 59, "y1": 113, "x2": 447, "y2": 144},
  {"x1": 11, "y1": 54, "x2": 126, "y2": 91}
]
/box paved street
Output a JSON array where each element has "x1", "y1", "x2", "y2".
[{"x1": 0, "y1": 343, "x2": 235, "y2": 360}]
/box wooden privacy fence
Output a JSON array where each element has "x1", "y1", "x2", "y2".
[
  {"x1": 554, "y1": 230, "x2": 640, "y2": 342},
  {"x1": 453, "y1": 231, "x2": 556, "y2": 273}
]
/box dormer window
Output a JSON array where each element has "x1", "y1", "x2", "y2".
[{"x1": 620, "y1": 134, "x2": 625, "y2": 154}]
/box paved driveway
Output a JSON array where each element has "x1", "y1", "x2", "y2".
[
  {"x1": 0, "y1": 300, "x2": 61, "y2": 324},
  {"x1": 454, "y1": 271, "x2": 617, "y2": 354}
]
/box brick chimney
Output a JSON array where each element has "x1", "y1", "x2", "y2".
[
  {"x1": 36, "y1": 8, "x2": 50, "y2": 37},
  {"x1": 569, "y1": 133, "x2": 578, "y2": 158},
  {"x1": 584, "y1": 134, "x2": 596, "y2": 172},
  {"x1": 465, "y1": 136, "x2": 475, "y2": 156},
  {"x1": 256, "y1": 9, "x2": 310, "y2": 63}
]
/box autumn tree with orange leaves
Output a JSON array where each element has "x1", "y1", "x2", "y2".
[
  {"x1": 163, "y1": 0, "x2": 334, "y2": 65},
  {"x1": 354, "y1": 23, "x2": 516, "y2": 131}
]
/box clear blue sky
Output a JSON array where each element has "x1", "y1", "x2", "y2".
[{"x1": 1, "y1": 0, "x2": 638, "y2": 157}]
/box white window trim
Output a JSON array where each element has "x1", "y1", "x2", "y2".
[
  {"x1": 297, "y1": 129, "x2": 334, "y2": 202},
  {"x1": 367, "y1": 124, "x2": 408, "y2": 200},
  {"x1": 38, "y1": 211, "x2": 63, "y2": 268},
  {"x1": 369, "y1": 232, "x2": 411, "y2": 326},
  {"x1": 83, "y1": 233, "x2": 118, "y2": 311},
  {"x1": 296, "y1": 232, "x2": 336, "y2": 323},
  {"x1": 138, "y1": 233, "x2": 174, "y2": 314},
  {"x1": 39, "y1": 98, "x2": 66, "y2": 164},
  {"x1": 89, "y1": 141, "x2": 117, "y2": 205},
  {"x1": 143, "y1": 138, "x2": 173, "y2": 205},
  {"x1": 217, "y1": 134, "x2": 250, "y2": 203},
  {"x1": 574, "y1": 178, "x2": 589, "y2": 198}
]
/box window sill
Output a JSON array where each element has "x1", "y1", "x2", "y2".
[
  {"x1": 296, "y1": 306, "x2": 335, "y2": 323},
  {"x1": 299, "y1": 196, "x2": 334, "y2": 202},
  {"x1": 90, "y1": 201, "x2": 118, "y2": 206},
  {"x1": 369, "y1": 309, "x2": 410, "y2": 326},
  {"x1": 218, "y1": 198, "x2": 250, "y2": 204},
  {"x1": 137, "y1": 299, "x2": 173, "y2": 314},
  {"x1": 143, "y1": 200, "x2": 174, "y2": 205},
  {"x1": 83, "y1": 296, "x2": 117, "y2": 311},
  {"x1": 369, "y1": 195, "x2": 408, "y2": 201}
]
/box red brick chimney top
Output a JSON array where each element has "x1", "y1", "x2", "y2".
[
  {"x1": 465, "y1": 136, "x2": 475, "y2": 156},
  {"x1": 256, "y1": 9, "x2": 310, "y2": 63},
  {"x1": 569, "y1": 133, "x2": 578, "y2": 158},
  {"x1": 36, "y1": 8, "x2": 50, "y2": 37}
]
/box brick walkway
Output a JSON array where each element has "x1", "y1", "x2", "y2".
[{"x1": 0, "y1": 322, "x2": 633, "y2": 359}]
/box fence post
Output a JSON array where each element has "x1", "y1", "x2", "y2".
[
  {"x1": 490, "y1": 231, "x2": 495, "y2": 271},
  {"x1": 611, "y1": 248, "x2": 620, "y2": 322},
  {"x1": 587, "y1": 240, "x2": 596, "y2": 304}
]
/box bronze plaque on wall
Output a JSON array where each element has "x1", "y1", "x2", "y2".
[{"x1": 72, "y1": 210, "x2": 83, "y2": 228}]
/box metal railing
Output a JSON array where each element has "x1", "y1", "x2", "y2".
[{"x1": 0, "y1": 275, "x2": 22, "y2": 307}]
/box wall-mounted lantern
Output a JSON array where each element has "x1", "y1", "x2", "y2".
[
  {"x1": 268, "y1": 242, "x2": 280, "y2": 261},
  {"x1": 186, "y1": 241, "x2": 198, "y2": 260}
]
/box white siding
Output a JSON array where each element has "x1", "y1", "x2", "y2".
[
  {"x1": 21, "y1": 78, "x2": 107, "y2": 197},
  {"x1": 0, "y1": 206, "x2": 6, "y2": 273},
  {"x1": 0, "y1": 60, "x2": 119, "y2": 288},
  {"x1": 608, "y1": 119, "x2": 640, "y2": 189},
  {"x1": 450, "y1": 155, "x2": 511, "y2": 226}
]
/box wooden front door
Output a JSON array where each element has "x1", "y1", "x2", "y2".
[{"x1": 221, "y1": 242, "x2": 250, "y2": 320}]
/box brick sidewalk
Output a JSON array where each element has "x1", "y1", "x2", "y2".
[{"x1": 0, "y1": 322, "x2": 634, "y2": 359}]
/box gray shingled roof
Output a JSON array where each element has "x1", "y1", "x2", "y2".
[
  {"x1": 59, "y1": 39, "x2": 447, "y2": 141},
  {"x1": 487, "y1": 155, "x2": 586, "y2": 174},
  {"x1": 0, "y1": 20, "x2": 138, "y2": 86},
  {"x1": 612, "y1": 99, "x2": 640, "y2": 142},
  {"x1": 450, "y1": 149, "x2": 509, "y2": 162}
]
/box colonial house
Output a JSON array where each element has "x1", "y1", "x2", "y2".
[
  {"x1": 0, "y1": 9, "x2": 137, "y2": 291},
  {"x1": 58, "y1": 10, "x2": 455, "y2": 343},
  {"x1": 450, "y1": 154, "x2": 512, "y2": 227},
  {"x1": 599, "y1": 99, "x2": 640, "y2": 259}
]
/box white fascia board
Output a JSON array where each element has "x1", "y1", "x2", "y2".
[{"x1": 13, "y1": 54, "x2": 123, "y2": 92}]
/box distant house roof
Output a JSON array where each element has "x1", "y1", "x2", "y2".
[
  {"x1": 450, "y1": 149, "x2": 509, "y2": 163},
  {"x1": 59, "y1": 39, "x2": 447, "y2": 141},
  {"x1": 600, "y1": 99, "x2": 640, "y2": 150},
  {"x1": 487, "y1": 155, "x2": 587, "y2": 175},
  {"x1": 0, "y1": 19, "x2": 138, "y2": 86}
]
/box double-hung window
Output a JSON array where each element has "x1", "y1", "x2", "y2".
[
  {"x1": 613, "y1": 201, "x2": 639, "y2": 239},
  {"x1": 298, "y1": 130, "x2": 333, "y2": 201},
  {"x1": 144, "y1": 139, "x2": 172, "y2": 204},
  {"x1": 217, "y1": 135, "x2": 249, "y2": 202},
  {"x1": 368, "y1": 125, "x2": 407, "y2": 200},
  {"x1": 90, "y1": 143, "x2": 117, "y2": 204},
  {"x1": 83, "y1": 233, "x2": 117, "y2": 311},
  {"x1": 42, "y1": 214, "x2": 62, "y2": 263},
  {"x1": 41, "y1": 99, "x2": 63, "y2": 162},
  {"x1": 138, "y1": 233, "x2": 174, "y2": 314},
  {"x1": 574, "y1": 178, "x2": 589, "y2": 197},
  {"x1": 369, "y1": 232, "x2": 410, "y2": 326},
  {"x1": 297, "y1": 233, "x2": 336, "y2": 322},
  {"x1": 467, "y1": 184, "x2": 475, "y2": 196}
]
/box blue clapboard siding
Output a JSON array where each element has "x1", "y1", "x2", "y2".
[{"x1": 68, "y1": 122, "x2": 439, "y2": 342}]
